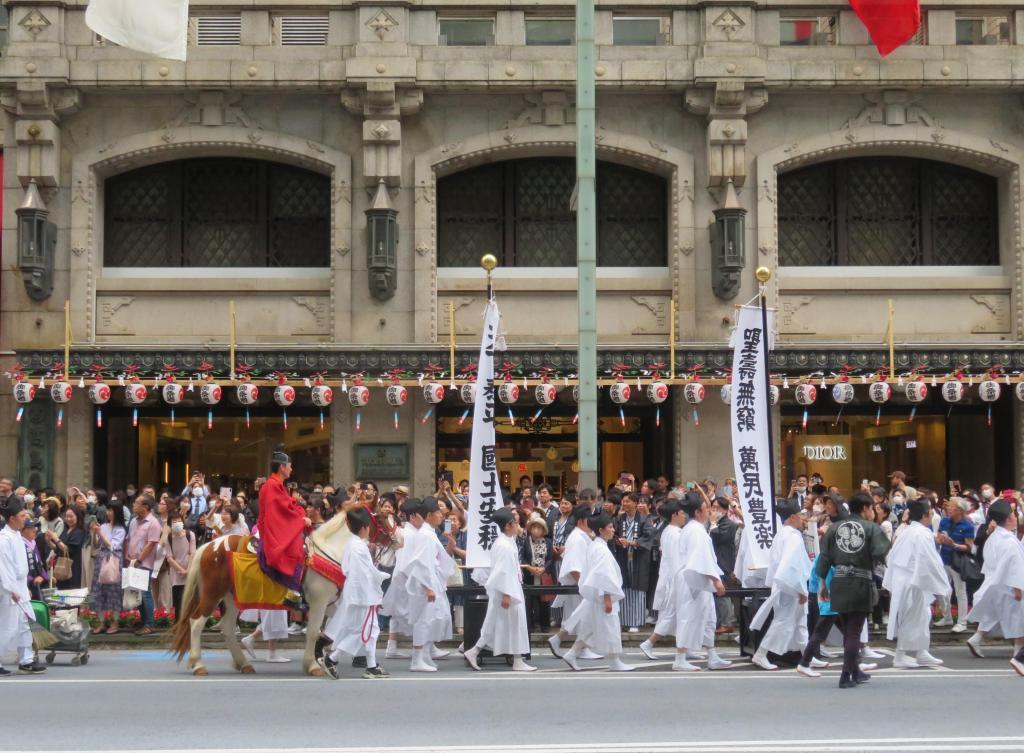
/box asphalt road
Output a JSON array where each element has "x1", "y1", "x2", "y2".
[{"x1": 4, "y1": 644, "x2": 1023, "y2": 753}]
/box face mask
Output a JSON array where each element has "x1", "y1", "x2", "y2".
[
  {"x1": 211, "y1": 514, "x2": 223, "y2": 528},
  {"x1": 87, "y1": 495, "x2": 96, "y2": 505},
  {"x1": 982, "y1": 489, "x2": 993, "y2": 499},
  {"x1": 812, "y1": 504, "x2": 823, "y2": 515},
  {"x1": 723, "y1": 485, "x2": 733, "y2": 497},
  {"x1": 192, "y1": 487, "x2": 203, "y2": 497},
  {"x1": 892, "y1": 495, "x2": 904, "y2": 504},
  {"x1": 171, "y1": 522, "x2": 184, "y2": 533},
  {"x1": 23, "y1": 493, "x2": 35, "y2": 505},
  {"x1": 796, "y1": 485, "x2": 807, "y2": 493}
]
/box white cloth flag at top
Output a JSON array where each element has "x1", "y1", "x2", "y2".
[
  {"x1": 729, "y1": 304, "x2": 776, "y2": 571},
  {"x1": 86, "y1": 0, "x2": 189, "y2": 61},
  {"x1": 465, "y1": 297, "x2": 502, "y2": 570}
]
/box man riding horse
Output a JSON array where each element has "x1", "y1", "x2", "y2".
[{"x1": 257, "y1": 448, "x2": 310, "y2": 607}]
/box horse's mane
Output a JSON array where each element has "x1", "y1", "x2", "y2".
[{"x1": 309, "y1": 510, "x2": 351, "y2": 562}]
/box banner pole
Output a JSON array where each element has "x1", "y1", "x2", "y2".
[
  {"x1": 229, "y1": 300, "x2": 236, "y2": 381},
  {"x1": 888, "y1": 299, "x2": 895, "y2": 380},
  {"x1": 669, "y1": 298, "x2": 676, "y2": 380},
  {"x1": 64, "y1": 300, "x2": 71, "y2": 382},
  {"x1": 449, "y1": 301, "x2": 456, "y2": 377},
  {"x1": 756, "y1": 267, "x2": 777, "y2": 511}
]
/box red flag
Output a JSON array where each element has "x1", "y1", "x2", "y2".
[{"x1": 849, "y1": 0, "x2": 921, "y2": 56}]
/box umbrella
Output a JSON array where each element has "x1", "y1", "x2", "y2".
[{"x1": 19, "y1": 601, "x2": 58, "y2": 650}]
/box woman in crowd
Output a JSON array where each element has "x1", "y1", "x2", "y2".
[
  {"x1": 520, "y1": 517, "x2": 555, "y2": 633},
  {"x1": 56, "y1": 506, "x2": 87, "y2": 589},
  {"x1": 164, "y1": 507, "x2": 196, "y2": 619},
  {"x1": 90, "y1": 502, "x2": 126, "y2": 633},
  {"x1": 443, "y1": 511, "x2": 468, "y2": 634},
  {"x1": 38, "y1": 497, "x2": 64, "y2": 561}
]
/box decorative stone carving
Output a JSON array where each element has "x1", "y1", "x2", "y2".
[
  {"x1": 100, "y1": 297, "x2": 135, "y2": 334},
  {"x1": 844, "y1": 91, "x2": 940, "y2": 130},
  {"x1": 292, "y1": 297, "x2": 329, "y2": 332},
  {"x1": 630, "y1": 296, "x2": 668, "y2": 335},
  {"x1": 970, "y1": 294, "x2": 1011, "y2": 334},
  {"x1": 1, "y1": 83, "x2": 80, "y2": 187},
  {"x1": 711, "y1": 10, "x2": 745, "y2": 40},
  {"x1": 685, "y1": 80, "x2": 766, "y2": 187},
  {"x1": 505, "y1": 91, "x2": 576, "y2": 129},
  {"x1": 344, "y1": 86, "x2": 422, "y2": 186},
  {"x1": 366, "y1": 9, "x2": 399, "y2": 40},
  {"x1": 164, "y1": 90, "x2": 263, "y2": 131},
  {"x1": 19, "y1": 10, "x2": 50, "y2": 37},
  {"x1": 780, "y1": 296, "x2": 815, "y2": 334}
]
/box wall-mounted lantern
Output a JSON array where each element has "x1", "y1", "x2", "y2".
[
  {"x1": 711, "y1": 179, "x2": 745, "y2": 300},
  {"x1": 16, "y1": 179, "x2": 57, "y2": 302},
  {"x1": 366, "y1": 179, "x2": 398, "y2": 301}
]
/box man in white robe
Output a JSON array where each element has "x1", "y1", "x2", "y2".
[
  {"x1": 965, "y1": 500, "x2": 1024, "y2": 676},
  {"x1": 319, "y1": 507, "x2": 390, "y2": 679},
  {"x1": 883, "y1": 500, "x2": 951, "y2": 668},
  {"x1": 0, "y1": 498, "x2": 45, "y2": 675},
  {"x1": 639, "y1": 499, "x2": 686, "y2": 659},
  {"x1": 465, "y1": 509, "x2": 535, "y2": 671},
  {"x1": 560, "y1": 513, "x2": 636, "y2": 672},
  {"x1": 751, "y1": 499, "x2": 812, "y2": 671},
  {"x1": 672, "y1": 493, "x2": 731, "y2": 672},
  {"x1": 548, "y1": 506, "x2": 602, "y2": 659}
]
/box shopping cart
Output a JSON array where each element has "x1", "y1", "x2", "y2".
[{"x1": 39, "y1": 588, "x2": 91, "y2": 666}]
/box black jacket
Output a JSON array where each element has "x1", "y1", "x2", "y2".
[
  {"x1": 613, "y1": 513, "x2": 653, "y2": 591},
  {"x1": 710, "y1": 516, "x2": 739, "y2": 577},
  {"x1": 519, "y1": 536, "x2": 555, "y2": 584}
]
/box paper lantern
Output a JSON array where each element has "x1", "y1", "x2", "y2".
[
  {"x1": 273, "y1": 384, "x2": 296, "y2": 407},
  {"x1": 1015, "y1": 382, "x2": 1024, "y2": 402},
  {"x1": 609, "y1": 383, "x2": 631, "y2": 405},
  {"x1": 423, "y1": 383, "x2": 445, "y2": 404},
  {"x1": 942, "y1": 381, "x2": 964, "y2": 403},
  {"x1": 794, "y1": 384, "x2": 817, "y2": 406},
  {"x1": 572, "y1": 385, "x2": 579, "y2": 402},
  {"x1": 162, "y1": 383, "x2": 184, "y2": 405},
  {"x1": 868, "y1": 382, "x2": 891, "y2": 404},
  {"x1": 13, "y1": 382, "x2": 35, "y2": 404},
  {"x1": 905, "y1": 382, "x2": 928, "y2": 403},
  {"x1": 460, "y1": 383, "x2": 477, "y2": 405},
  {"x1": 683, "y1": 383, "x2": 705, "y2": 405},
  {"x1": 88, "y1": 383, "x2": 111, "y2": 405},
  {"x1": 124, "y1": 384, "x2": 147, "y2": 405},
  {"x1": 535, "y1": 384, "x2": 556, "y2": 405},
  {"x1": 200, "y1": 383, "x2": 222, "y2": 406},
  {"x1": 770, "y1": 385, "x2": 780, "y2": 406},
  {"x1": 50, "y1": 382, "x2": 72, "y2": 404},
  {"x1": 348, "y1": 385, "x2": 370, "y2": 407},
  {"x1": 497, "y1": 382, "x2": 519, "y2": 405},
  {"x1": 978, "y1": 380, "x2": 1001, "y2": 403},
  {"x1": 386, "y1": 384, "x2": 408, "y2": 406},
  {"x1": 832, "y1": 383, "x2": 855, "y2": 405},
  {"x1": 311, "y1": 385, "x2": 333, "y2": 407},
  {"x1": 719, "y1": 385, "x2": 731, "y2": 404},
  {"x1": 236, "y1": 383, "x2": 259, "y2": 406},
  {"x1": 647, "y1": 382, "x2": 669, "y2": 404}
]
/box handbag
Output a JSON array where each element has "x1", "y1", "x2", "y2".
[
  {"x1": 953, "y1": 550, "x2": 984, "y2": 585},
  {"x1": 539, "y1": 571, "x2": 556, "y2": 603},
  {"x1": 122, "y1": 588, "x2": 142, "y2": 610},
  {"x1": 52, "y1": 555, "x2": 73, "y2": 582},
  {"x1": 99, "y1": 551, "x2": 121, "y2": 585}
]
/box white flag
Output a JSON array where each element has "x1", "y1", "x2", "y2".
[
  {"x1": 730, "y1": 304, "x2": 776, "y2": 571},
  {"x1": 86, "y1": 0, "x2": 189, "y2": 61},
  {"x1": 465, "y1": 298, "x2": 501, "y2": 570}
]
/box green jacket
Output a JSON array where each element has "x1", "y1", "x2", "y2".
[{"x1": 815, "y1": 515, "x2": 890, "y2": 614}]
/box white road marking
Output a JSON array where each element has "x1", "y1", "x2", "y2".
[{"x1": 30, "y1": 735, "x2": 1024, "y2": 753}]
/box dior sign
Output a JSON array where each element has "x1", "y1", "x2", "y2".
[{"x1": 802, "y1": 444, "x2": 849, "y2": 461}]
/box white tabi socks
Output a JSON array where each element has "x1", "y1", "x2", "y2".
[
  {"x1": 608, "y1": 654, "x2": 636, "y2": 672},
  {"x1": 706, "y1": 648, "x2": 732, "y2": 670},
  {"x1": 410, "y1": 647, "x2": 437, "y2": 672},
  {"x1": 386, "y1": 639, "x2": 409, "y2": 659}
]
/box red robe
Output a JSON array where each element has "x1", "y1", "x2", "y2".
[{"x1": 257, "y1": 474, "x2": 308, "y2": 583}]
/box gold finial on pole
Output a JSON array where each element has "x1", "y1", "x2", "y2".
[
  {"x1": 481, "y1": 253, "x2": 498, "y2": 298},
  {"x1": 755, "y1": 266, "x2": 772, "y2": 284}
]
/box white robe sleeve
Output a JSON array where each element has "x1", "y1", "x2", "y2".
[
  {"x1": 579, "y1": 541, "x2": 624, "y2": 602},
  {"x1": 342, "y1": 538, "x2": 389, "y2": 607},
  {"x1": 484, "y1": 536, "x2": 525, "y2": 604},
  {"x1": 680, "y1": 522, "x2": 722, "y2": 591}
]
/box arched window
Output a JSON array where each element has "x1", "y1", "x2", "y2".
[
  {"x1": 104, "y1": 158, "x2": 330, "y2": 267},
  {"x1": 437, "y1": 158, "x2": 667, "y2": 267},
  {"x1": 778, "y1": 157, "x2": 998, "y2": 266}
]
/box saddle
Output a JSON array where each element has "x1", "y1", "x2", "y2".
[{"x1": 227, "y1": 535, "x2": 290, "y2": 611}]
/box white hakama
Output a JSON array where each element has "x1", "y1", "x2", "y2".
[
  {"x1": 967, "y1": 527, "x2": 1024, "y2": 639},
  {"x1": 379, "y1": 522, "x2": 417, "y2": 637},
  {"x1": 751, "y1": 526, "x2": 811, "y2": 655},
  {"x1": 673, "y1": 520, "x2": 722, "y2": 651},
  {"x1": 568, "y1": 538, "x2": 625, "y2": 656},
  {"x1": 324, "y1": 536, "x2": 389, "y2": 659},
  {"x1": 553, "y1": 527, "x2": 590, "y2": 623},
  {"x1": 883, "y1": 521, "x2": 951, "y2": 651},
  {"x1": 404, "y1": 524, "x2": 454, "y2": 646},
  {"x1": 477, "y1": 533, "x2": 530, "y2": 657},
  {"x1": 0, "y1": 526, "x2": 33, "y2": 669},
  {"x1": 653, "y1": 524, "x2": 682, "y2": 636}
]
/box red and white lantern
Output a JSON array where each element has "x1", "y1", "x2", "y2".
[
  {"x1": 13, "y1": 381, "x2": 35, "y2": 404},
  {"x1": 942, "y1": 381, "x2": 964, "y2": 404},
  {"x1": 682, "y1": 383, "x2": 705, "y2": 405},
  {"x1": 769, "y1": 385, "x2": 780, "y2": 406},
  {"x1": 311, "y1": 385, "x2": 333, "y2": 407},
  {"x1": 832, "y1": 383, "x2": 855, "y2": 405},
  {"x1": 88, "y1": 383, "x2": 111, "y2": 405},
  {"x1": 236, "y1": 383, "x2": 259, "y2": 405},
  {"x1": 50, "y1": 382, "x2": 73, "y2": 404},
  {"x1": 348, "y1": 384, "x2": 370, "y2": 407},
  {"x1": 274, "y1": 384, "x2": 296, "y2": 407},
  {"x1": 978, "y1": 380, "x2": 1001, "y2": 403},
  {"x1": 460, "y1": 383, "x2": 477, "y2": 405},
  {"x1": 125, "y1": 383, "x2": 148, "y2": 405},
  {"x1": 609, "y1": 383, "x2": 631, "y2": 405},
  {"x1": 868, "y1": 382, "x2": 891, "y2": 404},
  {"x1": 719, "y1": 385, "x2": 731, "y2": 404},
  {"x1": 497, "y1": 382, "x2": 519, "y2": 405},
  {"x1": 1014, "y1": 382, "x2": 1024, "y2": 402},
  {"x1": 423, "y1": 383, "x2": 445, "y2": 404},
  {"x1": 162, "y1": 383, "x2": 184, "y2": 405},
  {"x1": 905, "y1": 381, "x2": 928, "y2": 403},
  {"x1": 535, "y1": 383, "x2": 557, "y2": 405},
  {"x1": 647, "y1": 382, "x2": 669, "y2": 404},
  {"x1": 386, "y1": 384, "x2": 408, "y2": 407},
  {"x1": 200, "y1": 383, "x2": 222, "y2": 405},
  {"x1": 794, "y1": 384, "x2": 817, "y2": 406}
]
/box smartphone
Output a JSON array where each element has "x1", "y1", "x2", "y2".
[
  {"x1": 443, "y1": 520, "x2": 452, "y2": 534},
  {"x1": 685, "y1": 481, "x2": 695, "y2": 491},
  {"x1": 439, "y1": 469, "x2": 454, "y2": 486}
]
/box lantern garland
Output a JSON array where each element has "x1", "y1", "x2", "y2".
[
  {"x1": 420, "y1": 363, "x2": 445, "y2": 425},
  {"x1": 385, "y1": 369, "x2": 408, "y2": 430},
  {"x1": 123, "y1": 365, "x2": 146, "y2": 428},
  {"x1": 310, "y1": 373, "x2": 333, "y2": 431},
  {"x1": 198, "y1": 361, "x2": 220, "y2": 429},
  {"x1": 348, "y1": 373, "x2": 369, "y2": 432},
  {"x1": 161, "y1": 364, "x2": 184, "y2": 426},
  {"x1": 457, "y1": 364, "x2": 477, "y2": 426},
  {"x1": 498, "y1": 363, "x2": 519, "y2": 426},
  {"x1": 609, "y1": 364, "x2": 631, "y2": 427},
  {"x1": 236, "y1": 363, "x2": 258, "y2": 429},
  {"x1": 979, "y1": 368, "x2": 1002, "y2": 427},
  {"x1": 532, "y1": 368, "x2": 557, "y2": 424},
  {"x1": 867, "y1": 373, "x2": 891, "y2": 427},
  {"x1": 273, "y1": 372, "x2": 296, "y2": 429}
]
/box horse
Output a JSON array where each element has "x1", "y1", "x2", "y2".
[{"x1": 170, "y1": 513, "x2": 351, "y2": 676}]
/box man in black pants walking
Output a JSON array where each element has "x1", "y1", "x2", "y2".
[{"x1": 815, "y1": 492, "x2": 890, "y2": 688}]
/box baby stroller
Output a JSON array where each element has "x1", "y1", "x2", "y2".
[{"x1": 39, "y1": 588, "x2": 91, "y2": 666}]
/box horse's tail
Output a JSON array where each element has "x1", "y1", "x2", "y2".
[{"x1": 169, "y1": 542, "x2": 209, "y2": 661}]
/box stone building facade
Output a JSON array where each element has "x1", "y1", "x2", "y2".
[{"x1": 2, "y1": 0, "x2": 1024, "y2": 496}]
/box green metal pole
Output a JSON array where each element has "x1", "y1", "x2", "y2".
[{"x1": 576, "y1": 0, "x2": 598, "y2": 492}]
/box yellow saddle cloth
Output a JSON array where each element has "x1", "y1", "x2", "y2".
[{"x1": 228, "y1": 536, "x2": 289, "y2": 611}]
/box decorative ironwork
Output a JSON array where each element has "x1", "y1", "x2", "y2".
[
  {"x1": 779, "y1": 157, "x2": 997, "y2": 267},
  {"x1": 438, "y1": 158, "x2": 667, "y2": 267},
  {"x1": 105, "y1": 158, "x2": 330, "y2": 268}
]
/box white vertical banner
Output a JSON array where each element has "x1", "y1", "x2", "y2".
[
  {"x1": 730, "y1": 304, "x2": 776, "y2": 571},
  {"x1": 466, "y1": 298, "x2": 501, "y2": 569},
  {"x1": 86, "y1": 0, "x2": 190, "y2": 61}
]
